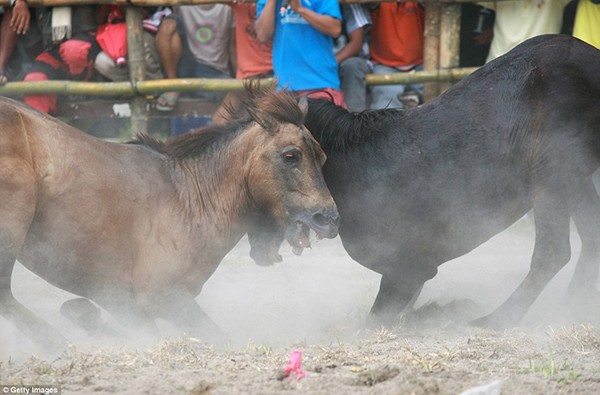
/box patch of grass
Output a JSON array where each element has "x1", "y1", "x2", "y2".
[
  {"x1": 369, "y1": 326, "x2": 398, "y2": 344},
  {"x1": 404, "y1": 347, "x2": 441, "y2": 373},
  {"x1": 548, "y1": 325, "x2": 600, "y2": 353},
  {"x1": 355, "y1": 365, "x2": 400, "y2": 386},
  {"x1": 243, "y1": 343, "x2": 273, "y2": 357},
  {"x1": 521, "y1": 346, "x2": 580, "y2": 384}
]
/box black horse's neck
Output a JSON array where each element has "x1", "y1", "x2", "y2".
[{"x1": 304, "y1": 99, "x2": 404, "y2": 153}]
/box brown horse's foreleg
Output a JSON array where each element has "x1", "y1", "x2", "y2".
[
  {"x1": 568, "y1": 179, "x2": 600, "y2": 301},
  {"x1": 472, "y1": 191, "x2": 572, "y2": 329},
  {"x1": 0, "y1": 253, "x2": 68, "y2": 353},
  {"x1": 91, "y1": 288, "x2": 160, "y2": 338},
  {"x1": 0, "y1": 168, "x2": 68, "y2": 352},
  {"x1": 152, "y1": 289, "x2": 225, "y2": 342}
]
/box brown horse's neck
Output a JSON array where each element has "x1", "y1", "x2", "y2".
[{"x1": 169, "y1": 130, "x2": 260, "y2": 245}]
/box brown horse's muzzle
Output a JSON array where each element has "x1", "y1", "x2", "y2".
[
  {"x1": 285, "y1": 205, "x2": 340, "y2": 253},
  {"x1": 308, "y1": 205, "x2": 340, "y2": 239}
]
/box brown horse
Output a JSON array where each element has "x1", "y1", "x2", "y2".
[{"x1": 0, "y1": 84, "x2": 339, "y2": 351}]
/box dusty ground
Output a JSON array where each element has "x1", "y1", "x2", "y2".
[{"x1": 1, "y1": 218, "x2": 600, "y2": 394}]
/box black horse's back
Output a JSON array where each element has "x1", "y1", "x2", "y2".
[{"x1": 304, "y1": 34, "x2": 600, "y2": 328}]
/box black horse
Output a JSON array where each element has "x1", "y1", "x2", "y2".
[{"x1": 295, "y1": 35, "x2": 600, "y2": 328}]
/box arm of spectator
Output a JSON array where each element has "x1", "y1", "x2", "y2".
[
  {"x1": 335, "y1": 26, "x2": 364, "y2": 64},
  {"x1": 255, "y1": 0, "x2": 277, "y2": 43},
  {"x1": 10, "y1": 0, "x2": 30, "y2": 35},
  {"x1": 290, "y1": 0, "x2": 341, "y2": 38}
]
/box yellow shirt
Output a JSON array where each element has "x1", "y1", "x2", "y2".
[
  {"x1": 479, "y1": 0, "x2": 571, "y2": 62},
  {"x1": 573, "y1": 0, "x2": 600, "y2": 49}
]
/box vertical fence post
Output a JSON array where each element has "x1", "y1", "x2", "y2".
[
  {"x1": 126, "y1": 6, "x2": 147, "y2": 136},
  {"x1": 439, "y1": 3, "x2": 461, "y2": 94},
  {"x1": 423, "y1": 3, "x2": 441, "y2": 101}
]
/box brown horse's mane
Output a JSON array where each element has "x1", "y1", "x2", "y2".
[{"x1": 131, "y1": 83, "x2": 305, "y2": 160}]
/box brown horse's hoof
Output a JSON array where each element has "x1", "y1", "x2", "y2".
[{"x1": 60, "y1": 297, "x2": 102, "y2": 333}]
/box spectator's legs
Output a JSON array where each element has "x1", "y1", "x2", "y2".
[
  {"x1": 142, "y1": 31, "x2": 163, "y2": 80},
  {"x1": 369, "y1": 64, "x2": 406, "y2": 110},
  {"x1": 155, "y1": 18, "x2": 182, "y2": 111},
  {"x1": 95, "y1": 32, "x2": 163, "y2": 82},
  {"x1": 0, "y1": 10, "x2": 19, "y2": 84},
  {"x1": 95, "y1": 51, "x2": 128, "y2": 81},
  {"x1": 404, "y1": 64, "x2": 424, "y2": 107},
  {"x1": 339, "y1": 57, "x2": 370, "y2": 112}
]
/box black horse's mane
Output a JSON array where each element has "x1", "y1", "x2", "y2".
[
  {"x1": 305, "y1": 99, "x2": 405, "y2": 152},
  {"x1": 131, "y1": 83, "x2": 305, "y2": 160}
]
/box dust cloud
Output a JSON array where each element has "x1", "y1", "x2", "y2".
[{"x1": 2, "y1": 215, "x2": 598, "y2": 362}]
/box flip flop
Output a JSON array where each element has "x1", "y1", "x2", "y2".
[
  {"x1": 0, "y1": 73, "x2": 8, "y2": 86},
  {"x1": 156, "y1": 91, "x2": 179, "y2": 112}
]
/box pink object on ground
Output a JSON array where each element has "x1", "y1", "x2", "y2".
[{"x1": 284, "y1": 350, "x2": 307, "y2": 381}]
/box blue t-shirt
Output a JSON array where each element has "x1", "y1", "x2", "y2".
[{"x1": 257, "y1": 0, "x2": 342, "y2": 91}]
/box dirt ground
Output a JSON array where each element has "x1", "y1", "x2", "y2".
[{"x1": 1, "y1": 217, "x2": 600, "y2": 394}]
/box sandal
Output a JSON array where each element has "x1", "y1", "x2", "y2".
[
  {"x1": 156, "y1": 91, "x2": 179, "y2": 112},
  {"x1": 0, "y1": 73, "x2": 8, "y2": 86}
]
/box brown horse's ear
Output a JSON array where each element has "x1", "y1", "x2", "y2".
[{"x1": 298, "y1": 94, "x2": 308, "y2": 117}]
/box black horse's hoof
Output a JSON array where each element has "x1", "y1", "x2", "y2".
[{"x1": 469, "y1": 313, "x2": 512, "y2": 330}]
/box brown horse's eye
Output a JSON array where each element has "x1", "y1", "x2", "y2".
[{"x1": 282, "y1": 150, "x2": 301, "y2": 163}]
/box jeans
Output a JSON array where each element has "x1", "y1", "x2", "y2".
[
  {"x1": 370, "y1": 64, "x2": 424, "y2": 110},
  {"x1": 339, "y1": 57, "x2": 370, "y2": 112}
]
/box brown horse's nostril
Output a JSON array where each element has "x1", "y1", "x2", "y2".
[{"x1": 312, "y1": 207, "x2": 340, "y2": 229}]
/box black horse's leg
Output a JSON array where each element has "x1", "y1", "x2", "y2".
[
  {"x1": 568, "y1": 180, "x2": 600, "y2": 300},
  {"x1": 472, "y1": 190, "x2": 571, "y2": 329},
  {"x1": 369, "y1": 263, "x2": 436, "y2": 326},
  {"x1": 0, "y1": 252, "x2": 68, "y2": 353}
]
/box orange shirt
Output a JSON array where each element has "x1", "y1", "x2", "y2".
[
  {"x1": 370, "y1": 2, "x2": 425, "y2": 69},
  {"x1": 232, "y1": 3, "x2": 274, "y2": 79}
]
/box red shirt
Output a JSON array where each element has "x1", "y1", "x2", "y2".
[
  {"x1": 370, "y1": 2, "x2": 425, "y2": 69},
  {"x1": 232, "y1": 4, "x2": 273, "y2": 79}
]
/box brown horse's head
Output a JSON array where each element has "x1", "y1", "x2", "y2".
[
  {"x1": 237, "y1": 83, "x2": 339, "y2": 265},
  {"x1": 149, "y1": 82, "x2": 340, "y2": 265}
]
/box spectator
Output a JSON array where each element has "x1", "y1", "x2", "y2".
[
  {"x1": 154, "y1": 4, "x2": 235, "y2": 112},
  {"x1": 573, "y1": 0, "x2": 600, "y2": 49},
  {"x1": 94, "y1": 6, "x2": 170, "y2": 82},
  {"x1": 212, "y1": 2, "x2": 274, "y2": 124},
  {"x1": 0, "y1": 0, "x2": 30, "y2": 84},
  {"x1": 459, "y1": 4, "x2": 495, "y2": 67},
  {"x1": 231, "y1": 3, "x2": 273, "y2": 80},
  {"x1": 369, "y1": 2, "x2": 425, "y2": 110},
  {"x1": 479, "y1": 0, "x2": 571, "y2": 62},
  {"x1": 335, "y1": 4, "x2": 371, "y2": 112},
  {"x1": 22, "y1": 6, "x2": 102, "y2": 114},
  {"x1": 255, "y1": 0, "x2": 345, "y2": 107}
]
